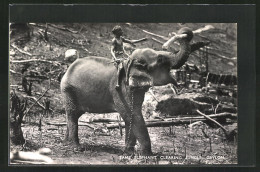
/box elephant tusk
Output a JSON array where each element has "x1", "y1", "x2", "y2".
[{"x1": 162, "y1": 33, "x2": 188, "y2": 50}]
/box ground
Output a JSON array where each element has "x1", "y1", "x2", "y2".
[
  {"x1": 12, "y1": 113, "x2": 237, "y2": 165},
  {"x1": 9, "y1": 23, "x2": 237, "y2": 165}
]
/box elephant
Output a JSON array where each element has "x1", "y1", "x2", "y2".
[{"x1": 60, "y1": 27, "x2": 209, "y2": 155}]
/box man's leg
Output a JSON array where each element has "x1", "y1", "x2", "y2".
[{"x1": 116, "y1": 66, "x2": 120, "y2": 89}]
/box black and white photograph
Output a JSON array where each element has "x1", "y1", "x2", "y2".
[{"x1": 9, "y1": 22, "x2": 238, "y2": 165}]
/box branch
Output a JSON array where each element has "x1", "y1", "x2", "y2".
[
  {"x1": 11, "y1": 44, "x2": 32, "y2": 56},
  {"x1": 142, "y1": 30, "x2": 168, "y2": 40},
  {"x1": 48, "y1": 23, "x2": 78, "y2": 34},
  {"x1": 46, "y1": 122, "x2": 96, "y2": 130},
  {"x1": 151, "y1": 37, "x2": 164, "y2": 44},
  {"x1": 196, "y1": 109, "x2": 227, "y2": 132},
  {"x1": 24, "y1": 96, "x2": 53, "y2": 112},
  {"x1": 148, "y1": 88, "x2": 159, "y2": 102},
  {"x1": 10, "y1": 59, "x2": 61, "y2": 66},
  {"x1": 25, "y1": 85, "x2": 50, "y2": 116},
  {"x1": 10, "y1": 69, "x2": 22, "y2": 75}
]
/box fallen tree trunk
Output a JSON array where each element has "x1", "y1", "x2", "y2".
[
  {"x1": 164, "y1": 113, "x2": 237, "y2": 121},
  {"x1": 46, "y1": 113, "x2": 236, "y2": 129},
  {"x1": 79, "y1": 113, "x2": 236, "y2": 124},
  {"x1": 84, "y1": 118, "x2": 118, "y2": 123},
  {"x1": 106, "y1": 113, "x2": 236, "y2": 129}
]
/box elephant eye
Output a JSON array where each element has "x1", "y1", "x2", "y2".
[{"x1": 135, "y1": 60, "x2": 147, "y2": 69}]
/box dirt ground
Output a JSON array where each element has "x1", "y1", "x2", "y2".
[
  {"x1": 9, "y1": 23, "x2": 237, "y2": 165},
  {"x1": 11, "y1": 112, "x2": 237, "y2": 165}
]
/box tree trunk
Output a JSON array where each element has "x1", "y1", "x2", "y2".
[{"x1": 10, "y1": 121, "x2": 25, "y2": 145}]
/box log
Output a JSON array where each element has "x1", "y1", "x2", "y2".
[
  {"x1": 47, "y1": 113, "x2": 236, "y2": 129},
  {"x1": 106, "y1": 113, "x2": 236, "y2": 129},
  {"x1": 80, "y1": 118, "x2": 164, "y2": 123},
  {"x1": 164, "y1": 113, "x2": 237, "y2": 121},
  {"x1": 83, "y1": 118, "x2": 119, "y2": 123},
  {"x1": 106, "y1": 118, "x2": 204, "y2": 129},
  {"x1": 82, "y1": 113, "x2": 236, "y2": 124}
]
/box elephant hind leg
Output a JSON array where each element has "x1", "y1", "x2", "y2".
[
  {"x1": 63, "y1": 110, "x2": 83, "y2": 145},
  {"x1": 62, "y1": 88, "x2": 83, "y2": 146}
]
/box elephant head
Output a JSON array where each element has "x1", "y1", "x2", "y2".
[{"x1": 123, "y1": 27, "x2": 194, "y2": 90}]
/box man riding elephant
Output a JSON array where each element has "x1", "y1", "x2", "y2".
[{"x1": 111, "y1": 25, "x2": 136, "y2": 89}]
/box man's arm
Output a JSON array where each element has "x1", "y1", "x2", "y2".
[{"x1": 122, "y1": 37, "x2": 135, "y2": 46}]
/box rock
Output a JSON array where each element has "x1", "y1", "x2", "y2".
[
  {"x1": 227, "y1": 62, "x2": 234, "y2": 66},
  {"x1": 37, "y1": 148, "x2": 52, "y2": 155},
  {"x1": 23, "y1": 46, "x2": 29, "y2": 52},
  {"x1": 10, "y1": 50, "x2": 16, "y2": 56},
  {"x1": 64, "y1": 49, "x2": 79, "y2": 62}
]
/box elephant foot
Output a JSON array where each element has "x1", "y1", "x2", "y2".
[
  {"x1": 63, "y1": 138, "x2": 80, "y2": 147},
  {"x1": 123, "y1": 147, "x2": 135, "y2": 156}
]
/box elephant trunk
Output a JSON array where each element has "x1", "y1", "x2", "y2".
[
  {"x1": 128, "y1": 88, "x2": 152, "y2": 155},
  {"x1": 170, "y1": 40, "x2": 191, "y2": 69},
  {"x1": 160, "y1": 27, "x2": 193, "y2": 69},
  {"x1": 157, "y1": 39, "x2": 191, "y2": 70}
]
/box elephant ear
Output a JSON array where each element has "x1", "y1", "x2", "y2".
[{"x1": 122, "y1": 58, "x2": 133, "y2": 84}]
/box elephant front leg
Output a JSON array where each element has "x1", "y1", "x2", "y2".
[
  {"x1": 124, "y1": 124, "x2": 137, "y2": 155},
  {"x1": 132, "y1": 114, "x2": 153, "y2": 155}
]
